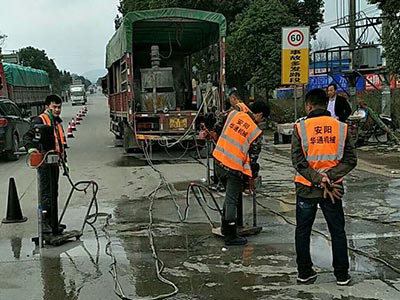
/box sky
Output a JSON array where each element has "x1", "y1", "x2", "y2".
[
  {"x1": 0, "y1": 0, "x2": 381, "y2": 77},
  {"x1": 0, "y1": 0, "x2": 120, "y2": 76}
]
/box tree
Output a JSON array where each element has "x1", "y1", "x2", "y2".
[
  {"x1": 18, "y1": 46, "x2": 72, "y2": 94},
  {"x1": 285, "y1": 0, "x2": 324, "y2": 38},
  {"x1": 228, "y1": 0, "x2": 297, "y2": 93},
  {"x1": 368, "y1": 0, "x2": 400, "y2": 74}
]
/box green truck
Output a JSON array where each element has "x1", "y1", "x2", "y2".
[
  {"x1": 0, "y1": 61, "x2": 51, "y2": 116},
  {"x1": 104, "y1": 8, "x2": 227, "y2": 152},
  {"x1": 0, "y1": 60, "x2": 51, "y2": 160}
]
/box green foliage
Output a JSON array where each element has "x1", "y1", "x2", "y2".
[
  {"x1": 18, "y1": 46, "x2": 73, "y2": 94},
  {"x1": 368, "y1": 0, "x2": 400, "y2": 13},
  {"x1": 227, "y1": 0, "x2": 295, "y2": 91}
]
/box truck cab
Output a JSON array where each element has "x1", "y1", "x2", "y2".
[{"x1": 70, "y1": 85, "x2": 87, "y2": 106}]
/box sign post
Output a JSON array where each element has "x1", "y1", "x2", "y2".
[{"x1": 281, "y1": 27, "x2": 310, "y2": 121}]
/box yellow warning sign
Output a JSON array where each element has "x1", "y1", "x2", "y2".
[
  {"x1": 281, "y1": 27, "x2": 309, "y2": 85},
  {"x1": 281, "y1": 48, "x2": 309, "y2": 85}
]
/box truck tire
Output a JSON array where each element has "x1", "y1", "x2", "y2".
[{"x1": 6, "y1": 134, "x2": 20, "y2": 161}]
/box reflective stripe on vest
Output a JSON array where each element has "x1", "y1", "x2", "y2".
[
  {"x1": 294, "y1": 116, "x2": 347, "y2": 186},
  {"x1": 213, "y1": 110, "x2": 261, "y2": 177},
  {"x1": 235, "y1": 102, "x2": 250, "y2": 113},
  {"x1": 39, "y1": 113, "x2": 65, "y2": 154}
]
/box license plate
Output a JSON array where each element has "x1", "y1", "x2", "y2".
[{"x1": 169, "y1": 118, "x2": 187, "y2": 129}]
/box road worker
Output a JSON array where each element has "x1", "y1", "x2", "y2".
[
  {"x1": 291, "y1": 88, "x2": 357, "y2": 285},
  {"x1": 213, "y1": 100, "x2": 269, "y2": 246},
  {"x1": 23, "y1": 94, "x2": 67, "y2": 234}
]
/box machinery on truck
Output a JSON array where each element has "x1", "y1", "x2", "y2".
[{"x1": 104, "y1": 8, "x2": 227, "y2": 152}]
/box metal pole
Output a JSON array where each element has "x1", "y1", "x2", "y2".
[
  {"x1": 349, "y1": 0, "x2": 357, "y2": 110},
  {"x1": 37, "y1": 172, "x2": 43, "y2": 249},
  {"x1": 381, "y1": 14, "x2": 391, "y2": 116}
]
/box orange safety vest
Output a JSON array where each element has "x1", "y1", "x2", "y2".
[
  {"x1": 39, "y1": 113, "x2": 66, "y2": 154},
  {"x1": 235, "y1": 102, "x2": 250, "y2": 113},
  {"x1": 213, "y1": 110, "x2": 262, "y2": 177},
  {"x1": 294, "y1": 116, "x2": 347, "y2": 186}
]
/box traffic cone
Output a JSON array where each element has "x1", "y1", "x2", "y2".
[
  {"x1": 2, "y1": 178, "x2": 27, "y2": 223},
  {"x1": 75, "y1": 114, "x2": 81, "y2": 125},
  {"x1": 71, "y1": 118, "x2": 77, "y2": 131},
  {"x1": 67, "y1": 123, "x2": 74, "y2": 138}
]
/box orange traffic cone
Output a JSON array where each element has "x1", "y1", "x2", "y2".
[
  {"x1": 2, "y1": 177, "x2": 27, "y2": 223},
  {"x1": 67, "y1": 123, "x2": 74, "y2": 138},
  {"x1": 71, "y1": 118, "x2": 77, "y2": 131},
  {"x1": 75, "y1": 114, "x2": 81, "y2": 125}
]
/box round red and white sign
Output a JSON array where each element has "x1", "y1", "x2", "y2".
[{"x1": 287, "y1": 30, "x2": 304, "y2": 47}]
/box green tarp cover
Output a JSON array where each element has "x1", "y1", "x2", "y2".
[
  {"x1": 106, "y1": 8, "x2": 226, "y2": 68},
  {"x1": 3, "y1": 62, "x2": 50, "y2": 87}
]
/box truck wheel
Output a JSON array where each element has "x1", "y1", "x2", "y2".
[{"x1": 6, "y1": 134, "x2": 20, "y2": 161}]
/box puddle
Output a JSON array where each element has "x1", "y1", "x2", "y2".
[{"x1": 110, "y1": 156, "x2": 200, "y2": 167}]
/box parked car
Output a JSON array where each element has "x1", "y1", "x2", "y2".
[{"x1": 0, "y1": 98, "x2": 31, "y2": 160}]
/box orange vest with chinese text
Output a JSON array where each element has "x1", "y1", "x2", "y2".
[
  {"x1": 235, "y1": 102, "x2": 250, "y2": 113},
  {"x1": 39, "y1": 113, "x2": 66, "y2": 155},
  {"x1": 294, "y1": 116, "x2": 347, "y2": 186},
  {"x1": 213, "y1": 110, "x2": 262, "y2": 177}
]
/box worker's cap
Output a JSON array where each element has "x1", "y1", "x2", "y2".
[
  {"x1": 250, "y1": 100, "x2": 270, "y2": 118},
  {"x1": 227, "y1": 87, "x2": 238, "y2": 96}
]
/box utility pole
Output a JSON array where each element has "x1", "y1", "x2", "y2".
[
  {"x1": 381, "y1": 12, "x2": 391, "y2": 116},
  {"x1": 348, "y1": 0, "x2": 357, "y2": 110}
]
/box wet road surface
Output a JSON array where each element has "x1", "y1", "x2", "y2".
[{"x1": 1, "y1": 95, "x2": 400, "y2": 299}]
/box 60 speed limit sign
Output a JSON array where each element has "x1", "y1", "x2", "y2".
[
  {"x1": 281, "y1": 27, "x2": 310, "y2": 85},
  {"x1": 282, "y1": 27, "x2": 309, "y2": 49},
  {"x1": 287, "y1": 30, "x2": 304, "y2": 47}
]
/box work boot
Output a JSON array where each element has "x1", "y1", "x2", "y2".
[{"x1": 224, "y1": 221, "x2": 247, "y2": 246}]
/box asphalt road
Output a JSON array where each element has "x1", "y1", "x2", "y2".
[{"x1": 1, "y1": 93, "x2": 400, "y2": 300}]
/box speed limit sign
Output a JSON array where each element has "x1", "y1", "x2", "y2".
[
  {"x1": 281, "y1": 27, "x2": 310, "y2": 85},
  {"x1": 282, "y1": 27, "x2": 309, "y2": 49},
  {"x1": 287, "y1": 30, "x2": 304, "y2": 47}
]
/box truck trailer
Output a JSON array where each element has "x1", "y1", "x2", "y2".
[
  {"x1": 0, "y1": 61, "x2": 51, "y2": 116},
  {"x1": 104, "y1": 8, "x2": 227, "y2": 152}
]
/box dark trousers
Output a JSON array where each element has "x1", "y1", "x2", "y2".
[
  {"x1": 215, "y1": 163, "x2": 243, "y2": 221},
  {"x1": 295, "y1": 195, "x2": 349, "y2": 277},
  {"x1": 38, "y1": 165, "x2": 59, "y2": 223}
]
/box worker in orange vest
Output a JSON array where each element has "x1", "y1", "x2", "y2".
[
  {"x1": 213, "y1": 100, "x2": 269, "y2": 246},
  {"x1": 23, "y1": 94, "x2": 67, "y2": 234},
  {"x1": 291, "y1": 88, "x2": 357, "y2": 285}
]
